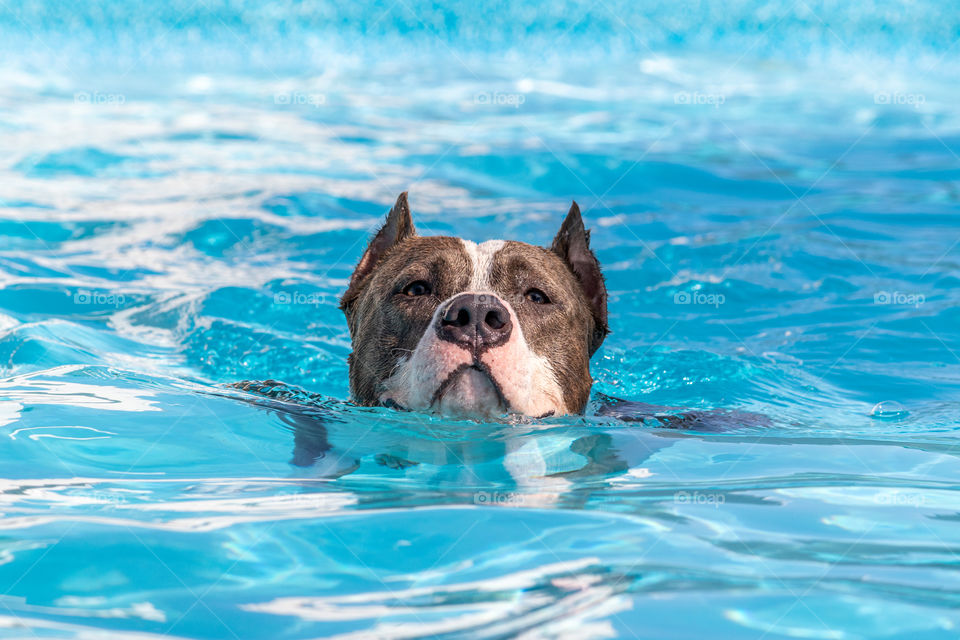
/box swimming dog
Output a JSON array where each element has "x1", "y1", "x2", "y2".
[
  {"x1": 340, "y1": 192, "x2": 607, "y2": 419},
  {"x1": 228, "y1": 194, "x2": 763, "y2": 475}
]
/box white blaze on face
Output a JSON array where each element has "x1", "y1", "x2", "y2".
[{"x1": 379, "y1": 239, "x2": 567, "y2": 418}]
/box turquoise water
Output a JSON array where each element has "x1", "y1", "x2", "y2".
[{"x1": 2, "y1": 1, "x2": 960, "y2": 638}]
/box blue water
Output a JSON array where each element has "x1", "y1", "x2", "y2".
[{"x1": 2, "y1": 1, "x2": 960, "y2": 638}]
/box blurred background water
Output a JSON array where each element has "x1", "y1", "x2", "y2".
[{"x1": 1, "y1": 1, "x2": 960, "y2": 638}]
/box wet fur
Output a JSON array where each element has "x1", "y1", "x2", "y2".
[{"x1": 340, "y1": 193, "x2": 608, "y2": 418}]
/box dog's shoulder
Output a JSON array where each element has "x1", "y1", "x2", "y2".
[{"x1": 591, "y1": 392, "x2": 770, "y2": 431}]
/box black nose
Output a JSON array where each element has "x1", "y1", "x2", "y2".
[{"x1": 438, "y1": 293, "x2": 513, "y2": 350}]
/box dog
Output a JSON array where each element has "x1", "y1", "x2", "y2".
[
  {"x1": 228, "y1": 193, "x2": 765, "y2": 477},
  {"x1": 340, "y1": 192, "x2": 607, "y2": 419}
]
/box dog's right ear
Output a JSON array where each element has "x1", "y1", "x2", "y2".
[{"x1": 340, "y1": 192, "x2": 416, "y2": 312}]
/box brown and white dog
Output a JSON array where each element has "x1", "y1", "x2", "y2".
[
  {"x1": 228, "y1": 199, "x2": 762, "y2": 476},
  {"x1": 340, "y1": 192, "x2": 608, "y2": 420}
]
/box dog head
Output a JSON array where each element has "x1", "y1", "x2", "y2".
[{"x1": 340, "y1": 193, "x2": 607, "y2": 418}]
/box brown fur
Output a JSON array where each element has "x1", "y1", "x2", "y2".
[
  {"x1": 488, "y1": 242, "x2": 598, "y2": 411},
  {"x1": 343, "y1": 236, "x2": 472, "y2": 404},
  {"x1": 341, "y1": 193, "x2": 608, "y2": 415}
]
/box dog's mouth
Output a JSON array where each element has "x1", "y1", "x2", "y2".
[
  {"x1": 429, "y1": 362, "x2": 510, "y2": 415},
  {"x1": 379, "y1": 361, "x2": 560, "y2": 420}
]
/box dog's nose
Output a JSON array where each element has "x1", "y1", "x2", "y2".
[{"x1": 438, "y1": 293, "x2": 513, "y2": 350}]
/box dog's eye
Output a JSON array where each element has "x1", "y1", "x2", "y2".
[
  {"x1": 525, "y1": 288, "x2": 550, "y2": 304},
  {"x1": 402, "y1": 280, "x2": 432, "y2": 297}
]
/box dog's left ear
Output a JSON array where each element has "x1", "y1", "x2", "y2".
[
  {"x1": 551, "y1": 201, "x2": 608, "y2": 355},
  {"x1": 341, "y1": 192, "x2": 416, "y2": 312}
]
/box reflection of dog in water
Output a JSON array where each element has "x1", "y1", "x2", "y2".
[{"x1": 227, "y1": 378, "x2": 765, "y2": 484}]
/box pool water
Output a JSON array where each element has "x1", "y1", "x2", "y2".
[{"x1": 2, "y1": 1, "x2": 960, "y2": 638}]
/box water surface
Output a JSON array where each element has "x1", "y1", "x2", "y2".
[{"x1": 1, "y1": 2, "x2": 960, "y2": 638}]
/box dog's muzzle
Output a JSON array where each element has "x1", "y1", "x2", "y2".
[{"x1": 436, "y1": 293, "x2": 513, "y2": 352}]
